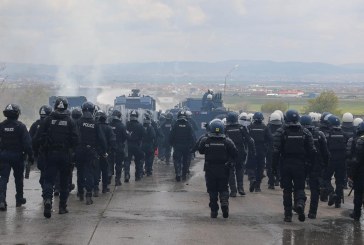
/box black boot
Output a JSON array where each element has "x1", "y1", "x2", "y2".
[
  {"x1": 0, "y1": 198, "x2": 7, "y2": 211},
  {"x1": 93, "y1": 186, "x2": 99, "y2": 197},
  {"x1": 124, "y1": 174, "x2": 130, "y2": 183},
  {"x1": 249, "y1": 181, "x2": 255, "y2": 193},
  {"x1": 15, "y1": 194, "x2": 26, "y2": 207},
  {"x1": 86, "y1": 193, "x2": 93, "y2": 205},
  {"x1": 78, "y1": 192, "x2": 84, "y2": 202},
  {"x1": 308, "y1": 212, "x2": 316, "y2": 219},
  {"x1": 210, "y1": 210, "x2": 218, "y2": 218},
  {"x1": 102, "y1": 185, "x2": 110, "y2": 193},
  {"x1": 296, "y1": 202, "x2": 306, "y2": 222},
  {"x1": 255, "y1": 182, "x2": 261, "y2": 192},
  {"x1": 328, "y1": 193, "x2": 337, "y2": 206},
  {"x1": 221, "y1": 206, "x2": 229, "y2": 218},
  {"x1": 115, "y1": 178, "x2": 122, "y2": 186},
  {"x1": 59, "y1": 202, "x2": 69, "y2": 214},
  {"x1": 43, "y1": 199, "x2": 52, "y2": 218},
  {"x1": 238, "y1": 187, "x2": 246, "y2": 196}
]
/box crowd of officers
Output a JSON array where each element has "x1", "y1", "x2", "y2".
[
  {"x1": 1, "y1": 97, "x2": 364, "y2": 223},
  {"x1": 196, "y1": 109, "x2": 364, "y2": 221}
]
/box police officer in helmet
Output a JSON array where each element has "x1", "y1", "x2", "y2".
[
  {"x1": 225, "y1": 111, "x2": 255, "y2": 197},
  {"x1": 108, "y1": 109, "x2": 127, "y2": 186},
  {"x1": 74, "y1": 101, "x2": 107, "y2": 206},
  {"x1": 248, "y1": 112, "x2": 272, "y2": 192},
  {"x1": 324, "y1": 115, "x2": 346, "y2": 208},
  {"x1": 272, "y1": 110, "x2": 316, "y2": 222},
  {"x1": 35, "y1": 97, "x2": 78, "y2": 218},
  {"x1": 0, "y1": 104, "x2": 33, "y2": 211},
  {"x1": 169, "y1": 110, "x2": 195, "y2": 181},
  {"x1": 125, "y1": 110, "x2": 145, "y2": 182},
  {"x1": 198, "y1": 119, "x2": 238, "y2": 218},
  {"x1": 300, "y1": 115, "x2": 330, "y2": 219},
  {"x1": 94, "y1": 110, "x2": 116, "y2": 194},
  {"x1": 30, "y1": 105, "x2": 52, "y2": 188},
  {"x1": 349, "y1": 122, "x2": 364, "y2": 221}
]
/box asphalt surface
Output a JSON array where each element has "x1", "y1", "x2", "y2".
[{"x1": 0, "y1": 156, "x2": 363, "y2": 245}]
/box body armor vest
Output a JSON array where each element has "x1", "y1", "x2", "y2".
[{"x1": 205, "y1": 137, "x2": 228, "y2": 164}]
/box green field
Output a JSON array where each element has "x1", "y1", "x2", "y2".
[{"x1": 224, "y1": 95, "x2": 364, "y2": 115}]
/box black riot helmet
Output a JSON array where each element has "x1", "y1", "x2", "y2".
[
  {"x1": 320, "y1": 112, "x2": 332, "y2": 124},
  {"x1": 285, "y1": 110, "x2": 300, "y2": 123},
  {"x1": 3, "y1": 104, "x2": 21, "y2": 119},
  {"x1": 129, "y1": 110, "x2": 139, "y2": 121},
  {"x1": 177, "y1": 110, "x2": 187, "y2": 120},
  {"x1": 54, "y1": 97, "x2": 68, "y2": 111},
  {"x1": 253, "y1": 112, "x2": 264, "y2": 122},
  {"x1": 111, "y1": 109, "x2": 122, "y2": 120},
  {"x1": 81, "y1": 101, "x2": 95, "y2": 113},
  {"x1": 166, "y1": 112, "x2": 173, "y2": 120},
  {"x1": 209, "y1": 119, "x2": 224, "y2": 134},
  {"x1": 299, "y1": 115, "x2": 312, "y2": 126},
  {"x1": 39, "y1": 105, "x2": 52, "y2": 118},
  {"x1": 357, "y1": 122, "x2": 364, "y2": 135},
  {"x1": 71, "y1": 107, "x2": 82, "y2": 120},
  {"x1": 226, "y1": 111, "x2": 239, "y2": 124},
  {"x1": 95, "y1": 110, "x2": 107, "y2": 122},
  {"x1": 327, "y1": 115, "x2": 340, "y2": 127}
]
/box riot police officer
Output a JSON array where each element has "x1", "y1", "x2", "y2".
[
  {"x1": 169, "y1": 110, "x2": 195, "y2": 181},
  {"x1": 142, "y1": 114, "x2": 156, "y2": 176},
  {"x1": 125, "y1": 110, "x2": 145, "y2": 182},
  {"x1": 36, "y1": 97, "x2": 78, "y2": 218},
  {"x1": 324, "y1": 115, "x2": 346, "y2": 208},
  {"x1": 349, "y1": 122, "x2": 364, "y2": 221},
  {"x1": 30, "y1": 105, "x2": 52, "y2": 188},
  {"x1": 225, "y1": 112, "x2": 255, "y2": 197},
  {"x1": 94, "y1": 110, "x2": 116, "y2": 194},
  {"x1": 0, "y1": 104, "x2": 33, "y2": 211},
  {"x1": 248, "y1": 112, "x2": 272, "y2": 192},
  {"x1": 300, "y1": 115, "x2": 330, "y2": 219},
  {"x1": 198, "y1": 119, "x2": 238, "y2": 218},
  {"x1": 109, "y1": 109, "x2": 127, "y2": 186},
  {"x1": 75, "y1": 102, "x2": 107, "y2": 205},
  {"x1": 272, "y1": 110, "x2": 316, "y2": 222},
  {"x1": 160, "y1": 112, "x2": 174, "y2": 164},
  {"x1": 267, "y1": 112, "x2": 283, "y2": 189}
]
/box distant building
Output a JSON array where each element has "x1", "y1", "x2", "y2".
[{"x1": 277, "y1": 90, "x2": 304, "y2": 97}]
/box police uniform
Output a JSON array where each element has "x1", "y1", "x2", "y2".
[
  {"x1": 198, "y1": 122, "x2": 238, "y2": 218},
  {"x1": 36, "y1": 98, "x2": 78, "y2": 218},
  {"x1": 266, "y1": 120, "x2": 282, "y2": 188},
  {"x1": 75, "y1": 110, "x2": 107, "y2": 204},
  {"x1": 142, "y1": 118, "x2": 157, "y2": 176},
  {"x1": 225, "y1": 122, "x2": 255, "y2": 196},
  {"x1": 0, "y1": 104, "x2": 33, "y2": 210},
  {"x1": 160, "y1": 117, "x2": 174, "y2": 164},
  {"x1": 303, "y1": 123, "x2": 330, "y2": 219},
  {"x1": 351, "y1": 131, "x2": 364, "y2": 220},
  {"x1": 272, "y1": 111, "x2": 316, "y2": 222},
  {"x1": 323, "y1": 118, "x2": 346, "y2": 208},
  {"x1": 94, "y1": 112, "x2": 116, "y2": 194},
  {"x1": 125, "y1": 117, "x2": 145, "y2": 182},
  {"x1": 169, "y1": 113, "x2": 195, "y2": 181},
  {"x1": 248, "y1": 119, "x2": 272, "y2": 192},
  {"x1": 109, "y1": 112, "x2": 127, "y2": 186}
]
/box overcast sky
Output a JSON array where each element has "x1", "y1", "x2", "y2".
[{"x1": 1, "y1": 0, "x2": 363, "y2": 65}]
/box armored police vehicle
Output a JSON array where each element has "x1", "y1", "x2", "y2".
[
  {"x1": 49, "y1": 96, "x2": 87, "y2": 110},
  {"x1": 171, "y1": 91, "x2": 227, "y2": 137},
  {"x1": 113, "y1": 89, "x2": 157, "y2": 123}
]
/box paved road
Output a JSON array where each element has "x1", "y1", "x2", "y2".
[{"x1": 0, "y1": 157, "x2": 363, "y2": 245}]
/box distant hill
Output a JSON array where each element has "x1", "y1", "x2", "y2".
[{"x1": 2, "y1": 60, "x2": 364, "y2": 83}]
